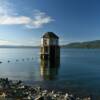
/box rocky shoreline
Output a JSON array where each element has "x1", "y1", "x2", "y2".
[{"x1": 0, "y1": 78, "x2": 92, "y2": 100}]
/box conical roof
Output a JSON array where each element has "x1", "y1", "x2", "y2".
[{"x1": 43, "y1": 32, "x2": 59, "y2": 39}]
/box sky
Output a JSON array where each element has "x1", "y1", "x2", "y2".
[{"x1": 0, "y1": 0, "x2": 100, "y2": 46}]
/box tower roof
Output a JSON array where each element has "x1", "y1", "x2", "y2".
[{"x1": 42, "y1": 32, "x2": 59, "y2": 39}]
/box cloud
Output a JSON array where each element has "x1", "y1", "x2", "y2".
[
  {"x1": 26, "y1": 10, "x2": 54, "y2": 29},
  {"x1": 0, "y1": 39, "x2": 18, "y2": 45},
  {"x1": 0, "y1": 16, "x2": 31, "y2": 25},
  {"x1": 0, "y1": 40, "x2": 10, "y2": 45},
  {"x1": 0, "y1": 0, "x2": 14, "y2": 16},
  {"x1": 0, "y1": 10, "x2": 54, "y2": 29},
  {"x1": 0, "y1": 39, "x2": 40, "y2": 46},
  {"x1": 0, "y1": 1, "x2": 54, "y2": 29}
]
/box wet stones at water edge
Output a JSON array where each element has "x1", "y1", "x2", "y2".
[{"x1": 0, "y1": 78, "x2": 92, "y2": 100}]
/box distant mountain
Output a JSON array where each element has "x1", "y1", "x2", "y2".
[
  {"x1": 62, "y1": 40, "x2": 100, "y2": 48},
  {"x1": 1, "y1": 40, "x2": 100, "y2": 49}
]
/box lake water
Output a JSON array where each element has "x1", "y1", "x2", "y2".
[{"x1": 0, "y1": 48, "x2": 100, "y2": 99}]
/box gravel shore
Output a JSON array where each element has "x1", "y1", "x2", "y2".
[{"x1": 0, "y1": 78, "x2": 92, "y2": 100}]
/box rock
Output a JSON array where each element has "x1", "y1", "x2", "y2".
[
  {"x1": 0, "y1": 77, "x2": 93, "y2": 100},
  {"x1": 35, "y1": 95, "x2": 44, "y2": 100},
  {"x1": 42, "y1": 90, "x2": 47, "y2": 94},
  {"x1": 27, "y1": 96, "x2": 32, "y2": 100},
  {"x1": 83, "y1": 97, "x2": 91, "y2": 100},
  {"x1": 64, "y1": 93, "x2": 69, "y2": 99},
  {"x1": 76, "y1": 97, "x2": 81, "y2": 100},
  {"x1": 51, "y1": 90, "x2": 54, "y2": 94},
  {"x1": 0, "y1": 92, "x2": 6, "y2": 98},
  {"x1": 53, "y1": 94, "x2": 57, "y2": 98}
]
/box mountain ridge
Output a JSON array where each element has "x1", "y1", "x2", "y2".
[
  {"x1": 0, "y1": 40, "x2": 100, "y2": 48},
  {"x1": 61, "y1": 40, "x2": 100, "y2": 48}
]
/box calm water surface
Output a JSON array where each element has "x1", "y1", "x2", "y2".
[{"x1": 0, "y1": 48, "x2": 100, "y2": 99}]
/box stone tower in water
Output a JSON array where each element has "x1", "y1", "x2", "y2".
[{"x1": 40, "y1": 32, "x2": 60, "y2": 61}]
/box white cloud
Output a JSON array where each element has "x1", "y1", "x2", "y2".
[
  {"x1": 26, "y1": 10, "x2": 54, "y2": 28},
  {"x1": 0, "y1": 1, "x2": 54, "y2": 29},
  {"x1": 0, "y1": 16, "x2": 31, "y2": 25},
  {"x1": 0, "y1": 11, "x2": 54, "y2": 28},
  {"x1": 0, "y1": 38, "x2": 40, "y2": 46},
  {"x1": 0, "y1": 40, "x2": 10, "y2": 45},
  {"x1": 0, "y1": 0, "x2": 14, "y2": 16},
  {"x1": 0, "y1": 39, "x2": 18, "y2": 45}
]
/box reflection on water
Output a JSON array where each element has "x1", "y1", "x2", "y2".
[{"x1": 40, "y1": 58, "x2": 60, "y2": 80}]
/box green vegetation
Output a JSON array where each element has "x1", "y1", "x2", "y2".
[{"x1": 62, "y1": 40, "x2": 100, "y2": 48}]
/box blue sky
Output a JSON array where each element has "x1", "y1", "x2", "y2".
[{"x1": 0, "y1": 0, "x2": 100, "y2": 46}]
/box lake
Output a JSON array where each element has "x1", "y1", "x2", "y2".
[{"x1": 0, "y1": 48, "x2": 100, "y2": 99}]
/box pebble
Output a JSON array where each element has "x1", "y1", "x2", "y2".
[{"x1": 64, "y1": 93, "x2": 69, "y2": 99}]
